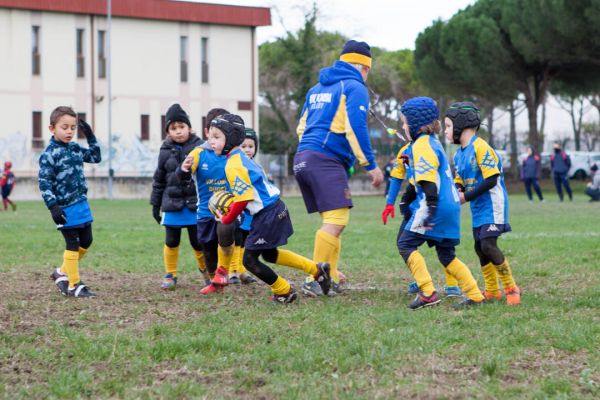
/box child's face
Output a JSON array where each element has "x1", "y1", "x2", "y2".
[
  {"x1": 207, "y1": 127, "x2": 226, "y2": 155},
  {"x1": 240, "y1": 138, "x2": 256, "y2": 158},
  {"x1": 444, "y1": 117, "x2": 454, "y2": 143},
  {"x1": 50, "y1": 114, "x2": 77, "y2": 143},
  {"x1": 168, "y1": 122, "x2": 191, "y2": 144}
]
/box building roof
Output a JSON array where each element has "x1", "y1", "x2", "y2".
[{"x1": 0, "y1": 0, "x2": 271, "y2": 27}]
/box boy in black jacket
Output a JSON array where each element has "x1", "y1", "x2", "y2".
[{"x1": 150, "y1": 104, "x2": 208, "y2": 290}]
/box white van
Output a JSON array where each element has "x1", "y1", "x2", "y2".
[{"x1": 567, "y1": 151, "x2": 600, "y2": 180}]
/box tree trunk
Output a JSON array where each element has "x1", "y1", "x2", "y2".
[
  {"x1": 487, "y1": 108, "x2": 495, "y2": 148},
  {"x1": 525, "y1": 94, "x2": 539, "y2": 151},
  {"x1": 539, "y1": 99, "x2": 546, "y2": 151},
  {"x1": 509, "y1": 101, "x2": 519, "y2": 180}
]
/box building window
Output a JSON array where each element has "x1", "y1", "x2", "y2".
[
  {"x1": 141, "y1": 115, "x2": 150, "y2": 141},
  {"x1": 98, "y1": 30, "x2": 106, "y2": 79},
  {"x1": 238, "y1": 101, "x2": 252, "y2": 111},
  {"x1": 180, "y1": 36, "x2": 188, "y2": 83},
  {"x1": 76, "y1": 29, "x2": 85, "y2": 78},
  {"x1": 201, "y1": 37, "x2": 209, "y2": 83},
  {"x1": 161, "y1": 115, "x2": 167, "y2": 139},
  {"x1": 32, "y1": 26, "x2": 41, "y2": 76},
  {"x1": 77, "y1": 113, "x2": 87, "y2": 139},
  {"x1": 32, "y1": 111, "x2": 43, "y2": 149}
]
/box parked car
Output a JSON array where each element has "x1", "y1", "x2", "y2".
[{"x1": 568, "y1": 151, "x2": 600, "y2": 180}]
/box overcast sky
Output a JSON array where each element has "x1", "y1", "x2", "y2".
[{"x1": 188, "y1": 0, "x2": 476, "y2": 50}]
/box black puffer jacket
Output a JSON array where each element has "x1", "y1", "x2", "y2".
[{"x1": 150, "y1": 135, "x2": 203, "y2": 212}]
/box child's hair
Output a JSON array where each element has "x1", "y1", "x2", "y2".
[
  {"x1": 419, "y1": 120, "x2": 441, "y2": 135},
  {"x1": 50, "y1": 106, "x2": 77, "y2": 126},
  {"x1": 205, "y1": 108, "x2": 230, "y2": 129}
]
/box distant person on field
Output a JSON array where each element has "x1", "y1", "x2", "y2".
[
  {"x1": 446, "y1": 102, "x2": 521, "y2": 306},
  {"x1": 150, "y1": 103, "x2": 208, "y2": 291},
  {"x1": 0, "y1": 161, "x2": 17, "y2": 211},
  {"x1": 521, "y1": 146, "x2": 544, "y2": 202},
  {"x1": 39, "y1": 106, "x2": 101, "y2": 298},
  {"x1": 585, "y1": 164, "x2": 600, "y2": 202},
  {"x1": 550, "y1": 141, "x2": 572, "y2": 202}
]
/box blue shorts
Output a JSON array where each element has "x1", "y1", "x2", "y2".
[
  {"x1": 293, "y1": 150, "x2": 352, "y2": 213},
  {"x1": 473, "y1": 223, "x2": 511, "y2": 241},
  {"x1": 196, "y1": 217, "x2": 218, "y2": 244},
  {"x1": 397, "y1": 230, "x2": 459, "y2": 267},
  {"x1": 1, "y1": 184, "x2": 12, "y2": 198},
  {"x1": 162, "y1": 207, "x2": 196, "y2": 227},
  {"x1": 245, "y1": 200, "x2": 293, "y2": 251},
  {"x1": 59, "y1": 199, "x2": 93, "y2": 230}
]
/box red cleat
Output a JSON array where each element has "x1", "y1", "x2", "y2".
[
  {"x1": 200, "y1": 283, "x2": 224, "y2": 295},
  {"x1": 211, "y1": 266, "x2": 229, "y2": 286}
]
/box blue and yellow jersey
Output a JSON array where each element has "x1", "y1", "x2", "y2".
[
  {"x1": 391, "y1": 143, "x2": 412, "y2": 181},
  {"x1": 453, "y1": 136, "x2": 509, "y2": 227},
  {"x1": 405, "y1": 134, "x2": 461, "y2": 239},
  {"x1": 296, "y1": 60, "x2": 377, "y2": 172},
  {"x1": 187, "y1": 144, "x2": 228, "y2": 219},
  {"x1": 225, "y1": 148, "x2": 280, "y2": 215}
]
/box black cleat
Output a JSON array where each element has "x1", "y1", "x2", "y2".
[
  {"x1": 271, "y1": 287, "x2": 298, "y2": 304},
  {"x1": 453, "y1": 298, "x2": 486, "y2": 309},
  {"x1": 314, "y1": 262, "x2": 331, "y2": 296},
  {"x1": 67, "y1": 282, "x2": 96, "y2": 298},
  {"x1": 408, "y1": 291, "x2": 441, "y2": 310},
  {"x1": 49, "y1": 268, "x2": 69, "y2": 296}
]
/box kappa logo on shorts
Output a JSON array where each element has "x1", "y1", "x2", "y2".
[
  {"x1": 232, "y1": 177, "x2": 251, "y2": 196},
  {"x1": 486, "y1": 224, "x2": 499, "y2": 232},
  {"x1": 293, "y1": 161, "x2": 306, "y2": 173},
  {"x1": 254, "y1": 238, "x2": 267, "y2": 245}
]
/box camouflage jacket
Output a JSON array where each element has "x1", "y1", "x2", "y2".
[{"x1": 38, "y1": 136, "x2": 102, "y2": 208}]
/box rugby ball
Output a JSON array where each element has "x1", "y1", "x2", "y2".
[{"x1": 208, "y1": 190, "x2": 234, "y2": 216}]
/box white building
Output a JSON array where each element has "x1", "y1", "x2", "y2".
[{"x1": 0, "y1": 0, "x2": 270, "y2": 177}]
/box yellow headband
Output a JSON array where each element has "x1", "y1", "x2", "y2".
[{"x1": 339, "y1": 53, "x2": 372, "y2": 68}]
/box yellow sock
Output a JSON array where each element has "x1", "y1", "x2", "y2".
[
  {"x1": 237, "y1": 247, "x2": 247, "y2": 274},
  {"x1": 481, "y1": 262, "x2": 500, "y2": 295},
  {"x1": 314, "y1": 230, "x2": 341, "y2": 282},
  {"x1": 494, "y1": 258, "x2": 517, "y2": 290},
  {"x1": 444, "y1": 268, "x2": 458, "y2": 287},
  {"x1": 78, "y1": 247, "x2": 88, "y2": 260},
  {"x1": 164, "y1": 245, "x2": 179, "y2": 277},
  {"x1": 229, "y1": 246, "x2": 241, "y2": 273},
  {"x1": 218, "y1": 245, "x2": 234, "y2": 273},
  {"x1": 62, "y1": 250, "x2": 80, "y2": 288},
  {"x1": 446, "y1": 258, "x2": 484, "y2": 302},
  {"x1": 276, "y1": 249, "x2": 317, "y2": 276},
  {"x1": 193, "y1": 249, "x2": 206, "y2": 270},
  {"x1": 406, "y1": 251, "x2": 435, "y2": 296},
  {"x1": 270, "y1": 276, "x2": 291, "y2": 295}
]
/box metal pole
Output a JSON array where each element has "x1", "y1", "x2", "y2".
[{"x1": 107, "y1": 0, "x2": 113, "y2": 199}]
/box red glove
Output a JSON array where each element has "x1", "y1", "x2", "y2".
[
  {"x1": 220, "y1": 200, "x2": 249, "y2": 225},
  {"x1": 381, "y1": 204, "x2": 395, "y2": 225}
]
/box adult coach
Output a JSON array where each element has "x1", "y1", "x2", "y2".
[{"x1": 294, "y1": 40, "x2": 384, "y2": 295}]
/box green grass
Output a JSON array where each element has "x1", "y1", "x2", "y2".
[{"x1": 1, "y1": 192, "x2": 599, "y2": 399}]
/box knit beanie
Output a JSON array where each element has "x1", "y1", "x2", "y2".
[
  {"x1": 339, "y1": 40, "x2": 372, "y2": 68},
  {"x1": 400, "y1": 97, "x2": 439, "y2": 140},
  {"x1": 165, "y1": 103, "x2": 191, "y2": 132}
]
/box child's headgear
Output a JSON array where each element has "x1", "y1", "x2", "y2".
[
  {"x1": 165, "y1": 103, "x2": 191, "y2": 132},
  {"x1": 400, "y1": 97, "x2": 439, "y2": 141},
  {"x1": 210, "y1": 113, "x2": 245, "y2": 155},
  {"x1": 340, "y1": 40, "x2": 372, "y2": 68},
  {"x1": 445, "y1": 102, "x2": 481, "y2": 145},
  {"x1": 592, "y1": 164, "x2": 598, "y2": 172},
  {"x1": 244, "y1": 128, "x2": 258, "y2": 156},
  {"x1": 4, "y1": 161, "x2": 12, "y2": 169}
]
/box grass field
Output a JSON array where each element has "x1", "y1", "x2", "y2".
[{"x1": 1, "y1": 191, "x2": 599, "y2": 399}]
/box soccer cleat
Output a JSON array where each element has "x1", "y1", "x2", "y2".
[
  {"x1": 200, "y1": 283, "x2": 224, "y2": 295},
  {"x1": 408, "y1": 291, "x2": 441, "y2": 310},
  {"x1": 240, "y1": 273, "x2": 257, "y2": 285},
  {"x1": 482, "y1": 290, "x2": 503, "y2": 301},
  {"x1": 160, "y1": 273, "x2": 177, "y2": 291},
  {"x1": 302, "y1": 277, "x2": 323, "y2": 297},
  {"x1": 67, "y1": 282, "x2": 96, "y2": 298},
  {"x1": 444, "y1": 285, "x2": 463, "y2": 298},
  {"x1": 407, "y1": 281, "x2": 419, "y2": 294},
  {"x1": 199, "y1": 268, "x2": 211, "y2": 286},
  {"x1": 271, "y1": 287, "x2": 298, "y2": 304},
  {"x1": 314, "y1": 262, "x2": 331, "y2": 296},
  {"x1": 211, "y1": 266, "x2": 229, "y2": 286},
  {"x1": 228, "y1": 274, "x2": 241, "y2": 285},
  {"x1": 453, "y1": 298, "x2": 486, "y2": 309},
  {"x1": 505, "y1": 286, "x2": 521, "y2": 305},
  {"x1": 49, "y1": 268, "x2": 69, "y2": 296},
  {"x1": 328, "y1": 282, "x2": 343, "y2": 297}
]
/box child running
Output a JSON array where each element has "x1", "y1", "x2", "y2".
[
  {"x1": 183, "y1": 113, "x2": 331, "y2": 303},
  {"x1": 39, "y1": 106, "x2": 101, "y2": 297},
  {"x1": 1, "y1": 161, "x2": 16, "y2": 211}
]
